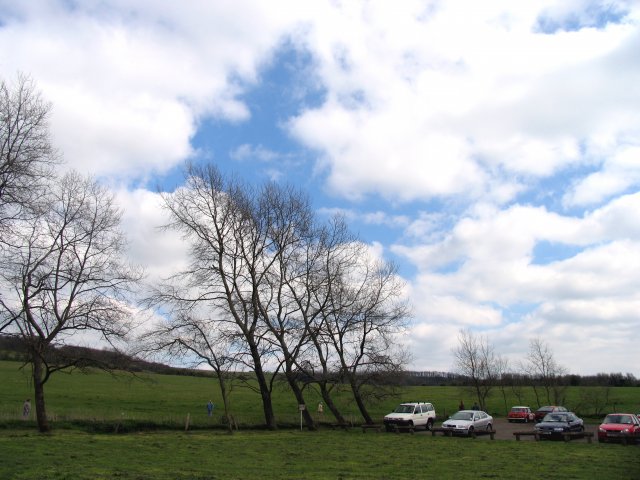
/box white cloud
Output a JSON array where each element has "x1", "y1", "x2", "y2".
[
  {"x1": 565, "y1": 145, "x2": 640, "y2": 206},
  {"x1": 0, "y1": 0, "x2": 306, "y2": 179},
  {"x1": 288, "y1": 1, "x2": 640, "y2": 203},
  {"x1": 115, "y1": 188, "x2": 189, "y2": 285},
  {"x1": 2, "y1": 0, "x2": 639, "y2": 375},
  {"x1": 398, "y1": 192, "x2": 640, "y2": 373}
]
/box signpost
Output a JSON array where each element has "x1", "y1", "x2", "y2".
[{"x1": 299, "y1": 404, "x2": 306, "y2": 431}]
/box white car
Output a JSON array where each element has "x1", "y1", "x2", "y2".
[
  {"x1": 383, "y1": 402, "x2": 436, "y2": 431},
  {"x1": 441, "y1": 410, "x2": 493, "y2": 435}
]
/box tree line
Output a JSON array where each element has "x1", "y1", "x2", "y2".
[{"x1": 452, "y1": 330, "x2": 639, "y2": 415}]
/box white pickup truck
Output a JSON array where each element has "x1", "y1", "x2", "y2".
[{"x1": 383, "y1": 402, "x2": 436, "y2": 431}]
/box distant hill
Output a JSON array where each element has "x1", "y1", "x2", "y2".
[{"x1": 0, "y1": 333, "x2": 210, "y2": 377}]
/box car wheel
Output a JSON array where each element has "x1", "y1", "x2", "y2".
[
  {"x1": 578, "y1": 425, "x2": 584, "y2": 432},
  {"x1": 486, "y1": 423, "x2": 492, "y2": 432},
  {"x1": 598, "y1": 438, "x2": 605, "y2": 443},
  {"x1": 426, "y1": 420, "x2": 433, "y2": 431},
  {"x1": 468, "y1": 426, "x2": 474, "y2": 436}
]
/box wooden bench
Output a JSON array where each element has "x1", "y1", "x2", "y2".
[
  {"x1": 514, "y1": 431, "x2": 594, "y2": 443},
  {"x1": 601, "y1": 431, "x2": 640, "y2": 446},
  {"x1": 392, "y1": 425, "x2": 414, "y2": 434},
  {"x1": 513, "y1": 431, "x2": 540, "y2": 441},
  {"x1": 562, "y1": 432, "x2": 593, "y2": 443},
  {"x1": 432, "y1": 427, "x2": 495, "y2": 439},
  {"x1": 330, "y1": 423, "x2": 352, "y2": 431},
  {"x1": 431, "y1": 427, "x2": 454, "y2": 437},
  {"x1": 361, "y1": 424, "x2": 382, "y2": 433}
]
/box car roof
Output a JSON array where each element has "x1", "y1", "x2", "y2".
[{"x1": 511, "y1": 406, "x2": 530, "y2": 408}]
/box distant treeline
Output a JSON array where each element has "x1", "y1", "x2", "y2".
[
  {"x1": 1, "y1": 334, "x2": 637, "y2": 387},
  {"x1": 405, "y1": 370, "x2": 640, "y2": 388}
]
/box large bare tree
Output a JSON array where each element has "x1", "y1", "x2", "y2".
[
  {"x1": 0, "y1": 74, "x2": 58, "y2": 229},
  {"x1": 0, "y1": 172, "x2": 143, "y2": 432},
  {"x1": 158, "y1": 163, "x2": 280, "y2": 429},
  {"x1": 154, "y1": 163, "x2": 411, "y2": 429}
]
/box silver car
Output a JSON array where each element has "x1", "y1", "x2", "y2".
[{"x1": 441, "y1": 410, "x2": 493, "y2": 435}]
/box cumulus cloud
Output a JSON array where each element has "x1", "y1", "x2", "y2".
[
  {"x1": 287, "y1": 1, "x2": 640, "y2": 204},
  {"x1": 397, "y1": 192, "x2": 640, "y2": 372},
  {"x1": 0, "y1": 0, "x2": 306, "y2": 180}
]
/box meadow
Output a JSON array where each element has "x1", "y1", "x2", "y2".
[{"x1": 1, "y1": 360, "x2": 639, "y2": 479}]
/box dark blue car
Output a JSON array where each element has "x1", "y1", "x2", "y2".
[{"x1": 535, "y1": 412, "x2": 584, "y2": 438}]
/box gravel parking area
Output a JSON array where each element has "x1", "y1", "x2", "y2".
[{"x1": 425, "y1": 418, "x2": 599, "y2": 442}]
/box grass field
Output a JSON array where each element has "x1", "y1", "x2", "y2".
[
  {"x1": 1, "y1": 360, "x2": 639, "y2": 479},
  {"x1": 1, "y1": 429, "x2": 639, "y2": 480},
  {"x1": 2, "y1": 361, "x2": 639, "y2": 427}
]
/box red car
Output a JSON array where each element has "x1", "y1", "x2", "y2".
[
  {"x1": 598, "y1": 413, "x2": 640, "y2": 443},
  {"x1": 508, "y1": 406, "x2": 535, "y2": 423},
  {"x1": 534, "y1": 405, "x2": 567, "y2": 422}
]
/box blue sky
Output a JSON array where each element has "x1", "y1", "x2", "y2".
[{"x1": 1, "y1": 0, "x2": 639, "y2": 375}]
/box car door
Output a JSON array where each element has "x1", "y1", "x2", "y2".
[
  {"x1": 475, "y1": 412, "x2": 488, "y2": 429},
  {"x1": 414, "y1": 405, "x2": 424, "y2": 426},
  {"x1": 567, "y1": 414, "x2": 580, "y2": 431}
]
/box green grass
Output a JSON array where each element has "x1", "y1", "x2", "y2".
[
  {"x1": 2, "y1": 361, "x2": 639, "y2": 428},
  {"x1": 1, "y1": 360, "x2": 639, "y2": 479},
  {"x1": 0, "y1": 429, "x2": 638, "y2": 480}
]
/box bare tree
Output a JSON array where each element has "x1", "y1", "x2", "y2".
[
  {"x1": 285, "y1": 216, "x2": 355, "y2": 425},
  {"x1": 322, "y1": 251, "x2": 411, "y2": 424},
  {"x1": 453, "y1": 329, "x2": 500, "y2": 411},
  {"x1": 0, "y1": 172, "x2": 143, "y2": 432},
  {"x1": 0, "y1": 73, "x2": 58, "y2": 230},
  {"x1": 158, "y1": 163, "x2": 280, "y2": 429},
  {"x1": 522, "y1": 337, "x2": 567, "y2": 406},
  {"x1": 155, "y1": 163, "x2": 411, "y2": 429}
]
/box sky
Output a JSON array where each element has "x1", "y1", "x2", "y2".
[{"x1": 1, "y1": 0, "x2": 639, "y2": 376}]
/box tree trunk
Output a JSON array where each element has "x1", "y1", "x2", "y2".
[
  {"x1": 319, "y1": 382, "x2": 346, "y2": 424},
  {"x1": 32, "y1": 355, "x2": 50, "y2": 433},
  {"x1": 216, "y1": 373, "x2": 234, "y2": 434},
  {"x1": 284, "y1": 365, "x2": 316, "y2": 430},
  {"x1": 348, "y1": 376, "x2": 373, "y2": 424},
  {"x1": 249, "y1": 343, "x2": 277, "y2": 429}
]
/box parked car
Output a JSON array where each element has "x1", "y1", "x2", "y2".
[
  {"x1": 535, "y1": 412, "x2": 584, "y2": 438},
  {"x1": 383, "y1": 402, "x2": 436, "y2": 431},
  {"x1": 441, "y1": 410, "x2": 493, "y2": 436},
  {"x1": 508, "y1": 406, "x2": 535, "y2": 423},
  {"x1": 598, "y1": 413, "x2": 640, "y2": 443},
  {"x1": 534, "y1": 405, "x2": 568, "y2": 422}
]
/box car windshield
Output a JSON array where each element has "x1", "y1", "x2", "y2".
[
  {"x1": 450, "y1": 412, "x2": 474, "y2": 421},
  {"x1": 603, "y1": 415, "x2": 632, "y2": 425},
  {"x1": 394, "y1": 405, "x2": 415, "y2": 414},
  {"x1": 543, "y1": 414, "x2": 567, "y2": 422}
]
